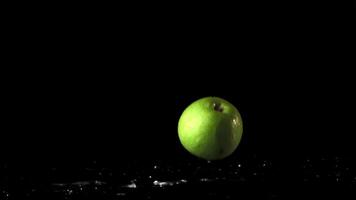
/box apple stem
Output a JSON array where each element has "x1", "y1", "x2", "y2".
[{"x1": 213, "y1": 103, "x2": 224, "y2": 112}]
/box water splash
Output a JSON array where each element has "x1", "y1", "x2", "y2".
[{"x1": 5, "y1": 155, "x2": 356, "y2": 199}]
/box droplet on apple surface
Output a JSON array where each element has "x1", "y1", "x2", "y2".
[{"x1": 178, "y1": 97, "x2": 243, "y2": 160}]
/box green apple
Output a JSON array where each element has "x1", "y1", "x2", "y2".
[{"x1": 178, "y1": 97, "x2": 243, "y2": 160}]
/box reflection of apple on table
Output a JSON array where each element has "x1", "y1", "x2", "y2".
[{"x1": 178, "y1": 97, "x2": 243, "y2": 160}]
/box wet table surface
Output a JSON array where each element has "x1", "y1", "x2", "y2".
[{"x1": 2, "y1": 154, "x2": 356, "y2": 199}]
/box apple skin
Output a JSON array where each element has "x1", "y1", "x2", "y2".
[{"x1": 178, "y1": 97, "x2": 243, "y2": 160}]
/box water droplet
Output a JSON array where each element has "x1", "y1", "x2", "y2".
[
  {"x1": 65, "y1": 189, "x2": 74, "y2": 196},
  {"x1": 237, "y1": 164, "x2": 242, "y2": 168},
  {"x1": 72, "y1": 181, "x2": 90, "y2": 186},
  {"x1": 153, "y1": 180, "x2": 174, "y2": 187},
  {"x1": 233, "y1": 117, "x2": 240, "y2": 126},
  {"x1": 123, "y1": 182, "x2": 137, "y2": 188},
  {"x1": 94, "y1": 180, "x2": 105, "y2": 185},
  {"x1": 1, "y1": 190, "x2": 10, "y2": 199},
  {"x1": 261, "y1": 160, "x2": 271, "y2": 168},
  {"x1": 175, "y1": 179, "x2": 188, "y2": 184}
]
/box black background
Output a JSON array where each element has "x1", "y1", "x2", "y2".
[
  {"x1": 2, "y1": 0, "x2": 356, "y2": 186},
  {"x1": 5, "y1": 66, "x2": 356, "y2": 170}
]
